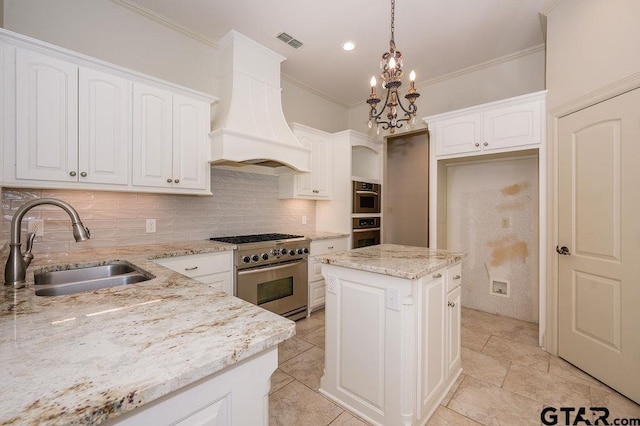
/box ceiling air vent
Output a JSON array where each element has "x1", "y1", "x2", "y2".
[{"x1": 275, "y1": 32, "x2": 304, "y2": 49}]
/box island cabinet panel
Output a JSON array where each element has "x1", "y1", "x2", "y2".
[{"x1": 320, "y1": 258, "x2": 462, "y2": 426}]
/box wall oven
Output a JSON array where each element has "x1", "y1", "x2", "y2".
[
  {"x1": 210, "y1": 233, "x2": 309, "y2": 321},
  {"x1": 353, "y1": 181, "x2": 381, "y2": 214},
  {"x1": 352, "y1": 217, "x2": 381, "y2": 249}
]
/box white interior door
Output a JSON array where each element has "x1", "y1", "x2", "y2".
[{"x1": 558, "y1": 88, "x2": 640, "y2": 403}]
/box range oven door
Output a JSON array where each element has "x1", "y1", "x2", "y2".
[{"x1": 237, "y1": 259, "x2": 308, "y2": 320}]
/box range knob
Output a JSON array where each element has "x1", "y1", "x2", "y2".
[
  {"x1": 288, "y1": 249, "x2": 296, "y2": 256},
  {"x1": 242, "y1": 256, "x2": 251, "y2": 263},
  {"x1": 261, "y1": 253, "x2": 269, "y2": 260},
  {"x1": 297, "y1": 248, "x2": 304, "y2": 254},
  {"x1": 280, "y1": 248, "x2": 288, "y2": 255},
  {"x1": 270, "y1": 249, "x2": 278, "y2": 256},
  {"x1": 303, "y1": 247, "x2": 309, "y2": 254},
  {"x1": 251, "y1": 254, "x2": 260, "y2": 262}
]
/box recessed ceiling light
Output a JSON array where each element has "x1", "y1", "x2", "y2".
[{"x1": 342, "y1": 41, "x2": 356, "y2": 51}]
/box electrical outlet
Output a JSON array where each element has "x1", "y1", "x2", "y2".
[
  {"x1": 27, "y1": 219, "x2": 44, "y2": 237},
  {"x1": 386, "y1": 287, "x2": 400, "y2": 311},
  {"x1": 145, "y1": 219, "x2": 157, "y2": 234},
  {"x1": 327, "y1": 274, "x2": 337, "y2": 294},
  {"x1": 302, "y1": 215, "x2": 307, "y2": 225},
  {"x1": 501, "y1": 217, "x2": 510, "y2": 228}
]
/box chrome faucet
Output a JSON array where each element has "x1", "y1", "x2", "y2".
[{"x1": 4, "y1": 198, "x2": 91, "y2": 286}]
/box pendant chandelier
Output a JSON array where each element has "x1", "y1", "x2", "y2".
[{"x1": 367, "y1": 0, "x2": 420, "y2": 135}]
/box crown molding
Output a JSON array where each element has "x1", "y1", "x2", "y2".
[{"x1": 110, "y1": 0, "x2": 218, "y2": 48}]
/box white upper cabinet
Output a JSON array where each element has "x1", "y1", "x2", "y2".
[
  {"x1": 279, "y1": 123, "x2": 332, "y2": 199},
  {"x1": 79, "y1": 67, "x2": 131, "y2": 185},
  {"x1": 1, "y1": 30, "x2": 216, "y2": 194},
  {"x1": 15, "y1": 48, "x2": 79, "y2": 182},
  {"x1": 425, "y1": 91, "x2": 546, "y2": 159}
]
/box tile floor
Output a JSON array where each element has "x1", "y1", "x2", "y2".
[{"x1": 269, "y1": 307, "x2": 640, "y2": 426}]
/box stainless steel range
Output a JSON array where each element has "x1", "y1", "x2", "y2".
[{"x1": 210, "y1": 233, "x2": 310, "y2": 321}]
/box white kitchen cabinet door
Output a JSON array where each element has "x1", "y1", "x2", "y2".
[
  {"x1": 78, "y1": 67, "x2": 131, "y2": 185},
  {"x1": 432, "y1": 113, "x2": 482, "y2": 157},
  {"x1": 446, "y1": 285, "x2": 462, "y2": 378},
  {"x1": 483, "y1": 100, "x2": 541, "y2": 152},
  {"x1": 132, "y1": 83, "x2": 173, "y2": 188},
  {"x1": 172, "y1": 94, "x2": 209, "y2": 191},
  {"x1": 418, "y1": 271, "x2": 446, "y2": 416},
  {"x1": 15, "y1": 48, "x2": 78, "y2": 182}
]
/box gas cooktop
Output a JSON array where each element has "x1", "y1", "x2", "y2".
[{"x1": 210, "y1": 233, "x2": 304, "y2": 245}]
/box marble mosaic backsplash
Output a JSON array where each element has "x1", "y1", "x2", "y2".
[{"x1": 1, "y1": 168, "x2": 316, "y2": 254}]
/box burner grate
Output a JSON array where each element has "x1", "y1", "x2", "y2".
[{"x1": 210, "y1": 233, "x2": 304, "y2": 245}]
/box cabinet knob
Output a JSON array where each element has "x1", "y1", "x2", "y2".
[
  {"x1": 448, "y1": 301, "x2": 456, "y2": 308},
  {"x1": 184, "y1": 266, "x2": 198, "y2": 271},
  {"x1": 483, "y1": 142, "x2": 489, "y2": 147},
  {"x1": 174, "y1": 179, "x2": 180, "y2": 183},
  {"x1": 69, "y1": 171, "x2": 77, "y2": 177},
  {"x1": 313, "y1": 189, "x2": 319, "y2": 193},
  {"x1": 453, "y1": 274, "x2": 461, "y2": 280},
  {"x1": 474, "y1": 143, "x2": 480, "y2": 148},
  {"x1": 433, "y1": 272, "x2": 442, "y2": 279},
  {"x1": 167, "y1": 178, "x2": 173, "y2": 183},
  {"x1": 80, "y1": 172, "x2": 87, "y2": 177},
  {"x1": 327, "y1": 246, "x2": 334, "y2": 250}
]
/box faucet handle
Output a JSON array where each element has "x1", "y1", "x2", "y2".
[
  {"x1": 22, "y1": 232, "x2": 36, "y2": 268},
  {"x1": 85, "y1": 227, "x2": 91, "y2": 238}
]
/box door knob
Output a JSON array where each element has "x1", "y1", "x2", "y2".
[{"x1": 556, "y1": 245, "x2": 571, "y2": 255}]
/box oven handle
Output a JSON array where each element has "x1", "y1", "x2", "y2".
[
  {"x1": 355, "y1": 190, "x2": 379, "y2": 195},
  {"x1": 237, "y1": 259, "x2": 306, "y2": 275},
  {"x1": 352, "y1": 228, "x2": 381, "y2": 233}
]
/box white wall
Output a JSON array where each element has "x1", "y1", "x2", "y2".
[
  {"x1": 545, "y1": 0, "x2": 640, "y2": 110},
  {"x1": 348, "y1": 48, "x2": 546, "y2": 135},
  {"x1": 282, "y1": 78, "x2": 348, "y2": 133},
  {"x1": 446, "y1": 157, "x2": 539, "y2": 322}
]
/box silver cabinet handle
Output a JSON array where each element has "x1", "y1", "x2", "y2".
[
  {"x1": 474, "y1": 143, "x2": 480, "y2": 147},
  {"x1": 448, "y1": 301, "x2": 456, "y2": 308},
  {"x1": 80, "y1": 172, "x2": 87, "y2": 177},
  {"x1": 433, "y1": 273, "x2": 442, "y2": 279},
  {"x1": 184, "y1": 266, "x2": 198, "y2": 271},
  {"x1": 483, "y1": 142, "x2": 488, "y2": 147},
  {"x1": 174, "y1": 179, "x2": 180, "y2": 183},
  {"x1": 167, "y1": 178, "x2": 173, "y2": 183},
  {"x1": 327, "y1": 246, "x2": 334, "y2": 250},
  {"x1": 453, "y1": 274, "x2": 461, "y2": 280},
  {"x1": 69, "y1": 171, "x2": 77, "y2": 177}
]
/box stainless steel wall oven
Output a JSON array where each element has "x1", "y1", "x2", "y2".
[
  {"x1": 353, "y1": 181, "x2": 381, "y2": 214},
  {"x1": 352, "y1": 217, "x2": 381, "y2": 249}
]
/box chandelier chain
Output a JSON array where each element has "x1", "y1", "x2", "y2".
[{"x1": 390, "y1": 0, "x2": 395, "y2": 43}]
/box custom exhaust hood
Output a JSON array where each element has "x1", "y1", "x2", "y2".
[{"x1": 210, "y1": 30, "x2": 311, "y2": 172}]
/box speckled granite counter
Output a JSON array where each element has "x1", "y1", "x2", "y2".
[
  {"x1": 317, "y1": 243, "x2": 464, "y2": 280},
  {"x1": 305, "y1": 231, "x2": 350, "y2": 241},
  {"x1": 0, "y1": 240, "x2": 295, "y2": 425}
]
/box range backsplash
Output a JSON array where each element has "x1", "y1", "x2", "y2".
[{"x1": 1, "y1": 168, "x2": 316, "y2": 255}]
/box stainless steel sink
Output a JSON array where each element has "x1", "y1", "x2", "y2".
[{"x1": 34, "y1": 261, "x2": 154, "y2": 296}]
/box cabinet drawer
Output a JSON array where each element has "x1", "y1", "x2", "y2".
[
  {"x1": 309, "y1": 279, "x2": 326, "y2": 311},
  {"x1": 309, "y1": 258, "x2": 324, "y2": 282},
  {"x1": 155, "y1": 252, "x2": 232, "y2": 278},
  {"x1": 310, "y1": 237, "x2": 348, "y2": 256},
  {"x1": 447, "y1": 262, "x2": 462, "y2": 292}
]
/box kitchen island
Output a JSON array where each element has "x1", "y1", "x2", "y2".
[
  {"x1": 0, "y1": 240, "x2": 295, "y2": 425},
  {"x1": 317, "y1": 244, "x2": 464, "y2": 426}
]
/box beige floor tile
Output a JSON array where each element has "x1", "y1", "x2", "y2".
[
  {"x1": 503, "y1": 363, "x2": 591, "y2": 408},
  {"x1": 461, "y1": 346, "x2": 511, "y2": 387},
  {"x1": 462, "y1": 307, "x2": 539, "y2": 344},
  {"x1": 279, "y1": 346, "x2": 325, "y2": 390},
  {"x1": 328, "y1": 411, "x2": 372, "y2": 425},
  {"x1": 461, "y1": 326, "x2": 491, "y2": 352},
  {"x1": 590, "y1": 387, "x2": 640, "y2": 419},
  {"x1": 269, "y1": 380, "x2": 343, "y2": 426},
  {"x1": 482, "y1": 335, "x2": 550, "y2": 372},
  {"x1": 548, "y1": 356, "x2": 612, "y2": 391},
  {"x1": 441, "y1": 373, "x2": 466, "y2": 406},
  {"x1": 270, "y1": 368, "x2": 295, "y2": 395},
  {"x1": 296, "y1": 309, "x2": 326, "y2": 338},
  {"x1": 427, "y1": 405, "x2": 482, "y2": 425},
  {"x1": 278, "y1": 336, "x2": 313, "y2": 364},
  {"x1": 300, "y1": 325, "x2": 325, "y2": 348},
  {"x1": 448, "y1": 375, "x2": 543, "y2": 426}
]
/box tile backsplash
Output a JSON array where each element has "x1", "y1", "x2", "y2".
[{"x1": 1, "y1": 168, "x2": 316, "y2": 254}]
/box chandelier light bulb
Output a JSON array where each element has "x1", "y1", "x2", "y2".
[
  {"x1": 370, "y1": 76, "x2": 377, "y2": 87},
  {"x1": 389, "y1": 57, "x2": 396, "y2": 69},
  {"x1": 410, "y1": 70, "x2": 416, "y2": 81}
]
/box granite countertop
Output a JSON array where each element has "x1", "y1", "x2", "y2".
[
  {"x1": 305, "y1": 231, "x2": 350, "y2": 241},
  {"x1": 317, "y1": 243, "x2": 464, "y2": 280},
  {"x1": 0, "y1": 240, "x2": 295, "y2": 425}
]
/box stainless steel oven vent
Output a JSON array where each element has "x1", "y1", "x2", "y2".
[{"x1": 275, "y1": 32, "x2": 304, "y2": 49}]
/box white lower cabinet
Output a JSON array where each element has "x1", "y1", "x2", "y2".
[
  {"x1": 106, "y1": 346, "x2": 276, "y2": 426},
  {"x1": 154, "y1": 251, "x2": 234, "y2": 295},
  {"x1": 308, "y1": 237, "x2": 348, "y2": 311},
  {"x1": 320, "y1": 260, "x2": 462, "y2": 425}
]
